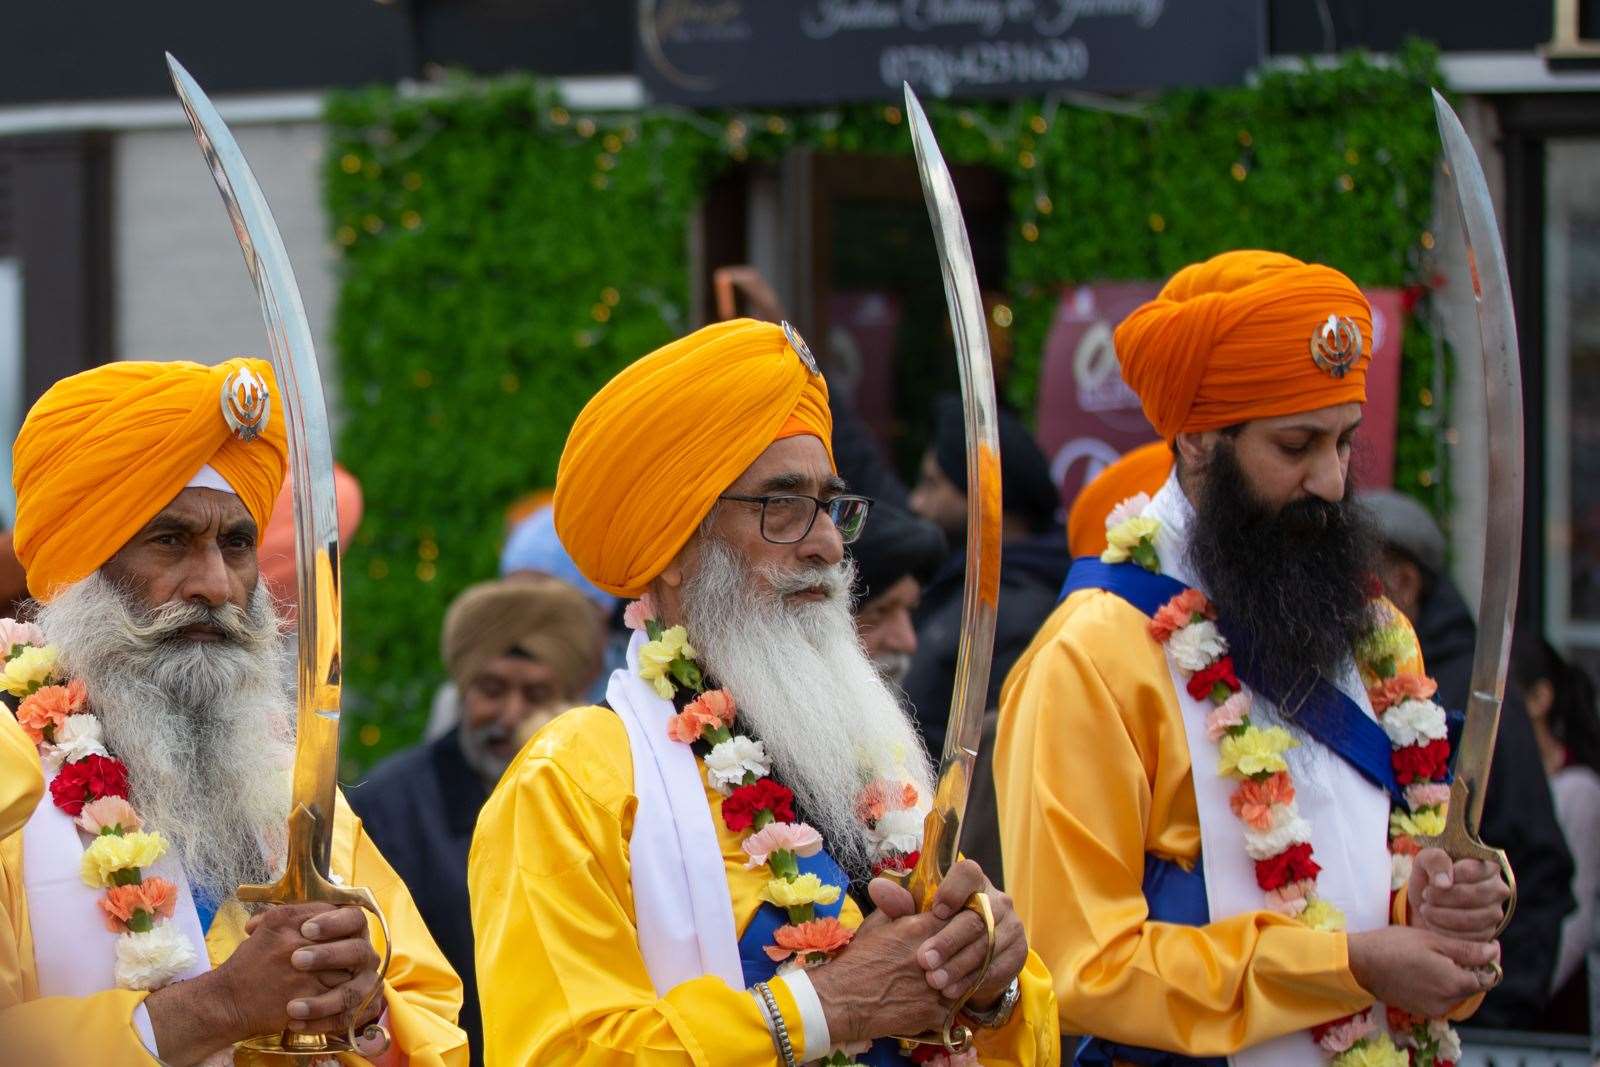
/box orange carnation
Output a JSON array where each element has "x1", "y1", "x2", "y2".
[
  {"x1": 763, "y1": 917, "x2": 855, "y2": 963},
  {"x1": 1229, "y1": 771, "x2": 1295, "y2": 831},
  {"x1": 99, "y1": 877, "x2": 178, "y2": 933},
  {"x1": 856, "y1": 778, "x2": 920, "y2": 823},
  {"x1": 1148, "y1": 588, "x2": 1215, "y2": 643},
  {"x1": 1368, "y1": 673, "x2": 1438, "y2": 714},
  {"x1": 665, "y1": 689, "x2": 737, "y2": 744},
  {"x1": 16, "y1": 680, "x2": 85, "y2": 744}
]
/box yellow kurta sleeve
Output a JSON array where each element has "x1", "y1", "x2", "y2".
[
  {"x1": 470, "y1": 706, "x2": 802, "y2": 1066},
  {"x1": 994, "y1": 592, "x2": 1372, "y2": 1056},
  {"x1": 0, "y1": 711, "x2": 42, "y2": 839}
]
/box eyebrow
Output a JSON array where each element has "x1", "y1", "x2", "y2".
[
  {"x1": 223, "y1": 519, "x2": 260, "y2": 541},
  {"x1": 141, "y1": 514, "x2": 203, "y2": 537},
  {"x1": 754, "y1": 471, "x2": 850, "y2": 496},
  {"x1": 1275, "y1": 418, "x2": 1364, "y2": 436}
]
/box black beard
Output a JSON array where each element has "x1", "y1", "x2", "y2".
[{"x1": 1185, "y1": 442, "x2": 1379, "y2": 710}]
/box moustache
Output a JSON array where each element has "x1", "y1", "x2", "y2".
[
  {"x1": 126, "y1": 598, "x2": 258, "y2": 646},
  {"x1": 760, "y1": 561, "x2": 854, "y2": 601}
]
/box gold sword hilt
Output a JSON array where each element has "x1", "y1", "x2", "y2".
[
  {"x1": 234, "y1": 803, "x2": 394, "y2": 1062},
  {"x1": 1419, "y1": 774, "x2": 1518, "y2": 940}
]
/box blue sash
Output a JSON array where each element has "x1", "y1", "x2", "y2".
[{"x1": 1061, "y1": 558, "x2": 1408, "y2": 807}]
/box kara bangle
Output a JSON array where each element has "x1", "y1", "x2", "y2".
[
  {"x1": 962, "y1": 975, "x2": 1021, "y2": 1031},
  {"x1": 753, "y1": 980, "x2": 799, "y2": 1067}
]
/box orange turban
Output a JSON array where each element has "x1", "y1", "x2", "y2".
[
  {"x1": 12, "y1": 358, "x2": 288, "y2": 600},
  {"x1": 1114, "y1": 250, "x2": 1372, "y2": 441},
  {"x1": 1067, "y1": 441, "x2": 1173, "y2": 558},
  {"x1": 258, "y1": 464, "x2": 364, "y2": 623},
  {"x1": 555, "y1": 319, "x2": 833, "y2": 598}
]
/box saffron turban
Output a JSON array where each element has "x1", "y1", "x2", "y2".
[
  {"x1": 1067, "y1": 440, "x2": 1173, "y2": 558},
  {"x1": 259, "y1": 463, "x2": 364, "y2": 623},
  {"x1": 442, "y1": 575, "x2": 603, "y2": 697},
  {"x1": 555, "y1": 319, "x2": 834, "y2": 598},
  {"x1": 1114, "y1": 250, "x2": 1373, "y2": 441},
  {"x1": 12, "y1": 358, "x2": 288, "y2": 601}
]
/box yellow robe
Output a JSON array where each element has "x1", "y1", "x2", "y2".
[
  {"x1": 0, "y1": 712, "x2": 43, "y2": 839},
  {"x1": 994, "y1": 589, "x2": 1470, "y2": 1058},
  {"x1": 0, "y1": 773, "x2": 469, "y2": 1067},
  {"x1": 469, "y1": 705, "x2": 1060, "y2": 1066}
]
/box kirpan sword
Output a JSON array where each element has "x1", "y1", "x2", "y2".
[
  {"x1": 1418, "y1": 89, "x2": 1519, "y2": 936},
  {"x1": 899, "y1": 83, "x2": 1006, "y2": 1054},
  {"x1": 166, "y1": 54, "x2": 392, "y2": 1058}
]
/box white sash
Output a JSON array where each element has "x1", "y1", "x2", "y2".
[
  {"x1": 608, "y1": 629, "x2": 744, "y2": 995},
  {"x1": 22, "y1": 760, "x2": 211, "y2": 998},
  {"x1": 1144, "y1": 477, "x2": 1391, "y2": 1067}
]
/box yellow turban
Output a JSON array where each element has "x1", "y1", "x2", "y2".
[
  {"x1": 442, "y1": 575, "x2": 602, "y2": 696},
  {"x1": 12, "y1": 358, "x2": 288, "y2": 601},
  {"x1": 555, "y1": 319, "x2": 834, "y2": 598},
  {"x1": 1113, "y1": 250, "x2": 1373, "y2": 441}
]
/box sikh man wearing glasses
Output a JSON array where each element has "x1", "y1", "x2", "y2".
[{"x1": 469, "y1": 319, "x2": 1057, "y2": 1065}]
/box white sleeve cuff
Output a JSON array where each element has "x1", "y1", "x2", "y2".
[
  {"x1": 776, "y1": 970, "x2": 832, "y2": 1060},
  {"x1": 132, "y1": 1002, "x2": 159, "y2": 1058}
]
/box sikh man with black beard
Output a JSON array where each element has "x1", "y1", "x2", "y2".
[
  {"x1": 996, "y1": 251, "x2": 1508, "y2": 1066},
  {"x1": 0, "y1": 359, "x2": 466, "y2": 1066},
  {"x1": 470, "y1": 319, "x2": 1059, "y2": 1066}
]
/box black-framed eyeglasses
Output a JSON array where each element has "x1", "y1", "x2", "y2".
[{"x1": 717, "y1": 493, "x2": 873, "y2": 545}]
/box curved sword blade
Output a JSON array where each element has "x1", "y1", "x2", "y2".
[
  {"x1": 903, "y1": 84, "x2": 1004, "y2": 906},
  {"x1": 167, "y1": 54, "x2": 343, "y2": 882},
  {"x1": 1431, "y1": 89, "x2": 1524, "y2": 839}
]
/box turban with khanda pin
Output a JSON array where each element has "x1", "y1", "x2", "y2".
[
  {"x1": 11, "y1": 358, "x2": 288, "y2": 601},
  {"x1": 1113, "y1": 250, "x2": 1374, "y2": 442},
  {"x1": 554, "y1": 319, "x2": 834, "y2": 598}
]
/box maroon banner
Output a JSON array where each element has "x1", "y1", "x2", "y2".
[{"x1": 1035, "y1": 282, "x2": 1406, "y2": 511}]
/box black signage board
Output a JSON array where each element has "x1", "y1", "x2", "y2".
[{"x1": 638, "y1": 1, "x2": 1266, "y2": 107}]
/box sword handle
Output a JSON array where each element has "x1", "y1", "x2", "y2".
[
  {"x1": 235, "y1": 803, "x2": 394, "y2": 1060},
  {"x1": 1419, "y1": 777, "x2": 1518, "y2": 939}
]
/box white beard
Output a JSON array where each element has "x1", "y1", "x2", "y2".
[
  {"x1": 36, "y1": 573, "x2": 296, "y2": 904},
  {"x1": 682, "y1": 538, "x2": 933, "y2": 876}
]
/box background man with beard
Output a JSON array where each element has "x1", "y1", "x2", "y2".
[
  {"x1": 470, "y1": 319, "x2": 1059, "y2": 1066},
  {"x1": 996, "y1": 251, "x2": 1507, "y2": 1066},
  {"x1": 1361, "y1": 487, "x2": 1575, "y2": 1030},
  {"x1": 353, "y1": 572, "x2": 603, "y2": 1066},
  {"x1": 845, "y1": 502, "x2": 946, "y2": 688},
  {"x1": 0, "y1": 359, "x2": 466, "y2": 1066}
]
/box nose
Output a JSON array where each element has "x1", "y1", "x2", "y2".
[
  {"x1": 883, "y1": 607, "x2": 918, "y2": 657},
  {"x1": 1304, "y1": 443, "x2": 1348, "y2": 505},
  {"x1": 179, "y1": 544, "x2": 232, "y2": 609},
  {"x1": 798, "y1": 505, "x2": 845, "y2": 567}
]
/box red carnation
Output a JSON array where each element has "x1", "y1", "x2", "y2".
[
  {"x1": 1187, "y1": 657, "x2": 1240, "y2": 702},
  {"x1": 1253, "y1": 841, "x2": 1321, "y2": 891},
  {"x1": 1391, "y1": 738, "x2": 1451, "y2": 785},
  {"x1": 48, "y1": 754, "x2": 130, "y2": 816},
  {"x1": 872, "y1": 850, "x2": 920, "y2": 878},
  {"x1": 721, "y1": 778, "x2": 795, "y2": 832}
]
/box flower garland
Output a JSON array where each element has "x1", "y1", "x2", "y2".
[
  {"x1": 1103, "y1": 504, "x2": 1459, "y2": 1067},
  {"x1": 628, "y1": 595, "x2": 939, "y2": 1067},
  {"x1": 2, "y1": 620, "x2": 197, "y2": 991}
]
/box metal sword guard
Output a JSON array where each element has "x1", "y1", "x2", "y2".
[
  {"x1": 1419, "y1": 776, "x2": 1519, "y2": 939},
  {"x1": 235, "y1": 805, "x2": 395, "y2": 1060}
]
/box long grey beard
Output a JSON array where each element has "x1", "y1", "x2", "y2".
[
  {"x1": 36, "y1": 573, "x2": 297, "y2": 904},
  {"x1": 682, "y1": 538, "x2": 933, "y2": 876}
]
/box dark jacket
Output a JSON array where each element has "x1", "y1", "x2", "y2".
[
  {"x1": 348, "y1": 728, "x2": 490, "y2": 1067},
  {"x1": 904, "y1": 532, "x2": 1071, "y2": 756},
  {"x1": 1415, "y1": 579, "x2": 1576, "y2": 1029}
]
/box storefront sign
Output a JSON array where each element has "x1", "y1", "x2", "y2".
[{"x1": 638, "y1": 1, "x2": 1265, "y2": 106}]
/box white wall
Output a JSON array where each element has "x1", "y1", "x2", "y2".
[{"x1": 111, "y1": 120, "x2": 339, "y2": 408}]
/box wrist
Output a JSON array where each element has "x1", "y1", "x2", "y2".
[
  {"x1": 147, "y1": 972, "x2": 246, "y2": 1063},
  {"x1": 806, "y1": 962, "x2": 862, "y2": 1047}
]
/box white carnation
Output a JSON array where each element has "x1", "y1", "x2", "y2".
[
  {"x1": 1391, "y1": 851, "x2": 1414, "y2": 892},
  {"x1": 41, "y1": 733, "x2": 108, "y2": 771},
  {"x1": 1167, "y1": 620, "x2": 1228, "y2": 672},
  {"x1": 704, "y1": 736, "x2": 770, "y2": 793},
  {"x1": 56, "y1": 714, "x2": 101, "y2": 745},
  {"x1": 1428, "y1": 1020, "x2": 1461, "y2": 1061},
  {"x1": 114, "y1": 923, "x2": 196, "y2": 991},
  {"x1": 870, "y1": 806, "x2": 925, "y2": 856},
  {"x1": 1243, "y1": 815, "x2": 1313, "y2": 860},
  {"x1": 1380, "y1": 699, "x2": 1448, "y2": 749}
]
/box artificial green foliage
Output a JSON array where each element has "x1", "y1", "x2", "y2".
[{"x1": 326, "y1": 44, "x2": 1448, "y2": 772}]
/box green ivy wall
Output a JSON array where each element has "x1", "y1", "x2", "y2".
[{"x1": 325, "y1": 44, "x2": 1449, "y2": 772}]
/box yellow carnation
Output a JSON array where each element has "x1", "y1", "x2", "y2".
[
  {"x1": 1299, "y1": 897, "x2": 1346, "y2": 932},
  {"x1": 80, "y1": 831, "x2": 168, "y2": 888},
  {"x1": 1356, "y1": 621, "x2": 1416, "y2": 677},
  {"x1": 1, "y1": 644, "x2": 58, "y2": 697},
  {"x1": 1331, "y1": 1032, "x2": 1409, "y2": 1067},
  {"x1": 761, "y1": 873, "x2": 841, "y2": 909},
  {"x1": 1389, "y1": 807, "x2": 1446, "y2": 839},
  {"x1": 1100, "y1": 516, "x2": 1161, "y2": 564},
  {"x1": 637, "y1": 626, "x2": 697, "y2": 700},
  {"x1": 1217, "y1": 726, "x2": 1296, "y2": 778}
]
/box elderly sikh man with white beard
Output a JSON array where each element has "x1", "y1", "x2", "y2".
[
  {"x1": 469, "y1": 319, "x2": 1058, "y2": 1067},
  {"x1": 0, "y1": 358, "x2": 467, "y2": 1066}
]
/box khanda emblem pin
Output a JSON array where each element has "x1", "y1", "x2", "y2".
[
  {"x1": 220, "y1": 365, "x2": 271, "y2": 442},
  {"x1": 781, "y1": 320, "x2": 822, "y2": 377},
  {"x1": 1309, "y1": 313, "x2": 1365, "y2": 379}
]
